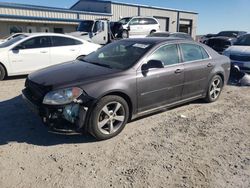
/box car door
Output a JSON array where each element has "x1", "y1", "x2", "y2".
[
  {"x1": 50, "y1": 36, "x2": 81, "y2": 65},
  {"x1": 8, "y1": 36, "x2": 51, "y2": 74},
  {"x1": 137, "y1": 44, "x2": 184, "y2": 113},
  {"x1": 179, "y1": 43, "x2": 213, "y2": 99},
  {"x1": 128, "y1": 18, "x2": 143, "y2": 36}
]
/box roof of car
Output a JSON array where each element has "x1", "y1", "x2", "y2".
[{"x1": 122, "y1": 37, "x2": 187, "y2": 44}]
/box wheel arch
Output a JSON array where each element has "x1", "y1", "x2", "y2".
[{"x1": 101, "y1": 91, "x2": 133, "y2": 121}]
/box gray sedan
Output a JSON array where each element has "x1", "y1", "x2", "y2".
[{"x1": 22, "y1": 38, "x2": 230, "y2": 140}]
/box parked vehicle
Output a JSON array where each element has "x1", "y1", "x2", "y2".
[
  {"x1": 69, "y1": 17, "x2": 160, "y2": 45},
  {"x1": 69, "y1": 19, "x2": 123, "y2": 45},
  {"x1": 22, "y1": 38, "x2": 230, "y2": 140},
  {"x1": 205, "y1": 31, "x2": 247, "y2": 54},
  {"x1": 199, "y1": 34, "x2": 217, "y2": 43},
  {"x1": 0, "y1": 33, "x2": 25, "y2": 44},
  {"x1": 223, "y1": 34, "x2": 250, "y2": 73},
  {"x1": 118, "y1": 16, "x2": 160, "y2": 38},
  {"x1": 147, "y1": 32, "x2": 193, "y2": 40},
  {"x1": 0, "y1": 33, "x2": 101, "y2": 80}
]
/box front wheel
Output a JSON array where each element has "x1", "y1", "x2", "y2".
[
  {"x1": 204, "y1": 75, "x2": 223, "y2": 103},
  {"x1": 88, "y1": 95, "x2": 129, "y2": 140},
  {"x1": 122, "y1": 30, "x2": 129, "y2": 38},
  {"x1": 0, "y1": 64, "x2": 6, "y2": 80}
]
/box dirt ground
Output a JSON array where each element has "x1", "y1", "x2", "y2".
[{"x1": 0, "y1": 77, "x2": 249, "y2": 188}]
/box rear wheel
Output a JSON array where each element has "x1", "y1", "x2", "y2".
[
  {"x1": 88, "y1": 95, "x2": 129, "y2": 140},
  {"x1": 205, "y1": 75, "x2": 223, "y2": 103},
  {"x1": 0, "y1": 64, "x2": 6, "y2": 80}
]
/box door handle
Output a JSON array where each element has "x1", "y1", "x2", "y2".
[
  {"x1": 175, "y1": 69, "x2": 182, "y2": 74},
  {"x1": 40, "y1": 51, "x2": 48, "y2": 53},
  {"x1": 207, "y1": 63, "x2": 213, "y2": 67},
  {"x1": 70, "y1": 49, "x2": 76, "y2": 51}
]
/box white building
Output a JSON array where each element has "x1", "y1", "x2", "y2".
[{"x1": 0, "y1": 0, "x2": 198, "y2": 38}]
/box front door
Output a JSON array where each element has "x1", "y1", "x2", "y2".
[
  {"x1": 91, "y1": 21, "x2": 109, "y2": 45},
  {"x1": 137, "y1": 44, "x2": 184, "y2": 113},
  {"x1": 9, "y1": 36, "x2": 51, "y2": 74}
]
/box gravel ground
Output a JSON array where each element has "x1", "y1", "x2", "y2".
[{"x1": 0, "y1": 77, "x2": 249, "y2": 188}]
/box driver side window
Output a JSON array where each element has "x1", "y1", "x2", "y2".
[
  {"x1": 129, "y1": 18, "x2": 140, "y2": 25},
  {"x1": 147, "y1": 44, "x2": 180, "y2": 66},
  {"x1": 17, "y1": 36, "x2": 51, "y2": 49}
]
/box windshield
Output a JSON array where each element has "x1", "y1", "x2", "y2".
[
  {"x1": 217, "y1": 31, "x2": 238, "y2": 38},
  {"x1": 77, "y1": 21, "x2": 94, "y2": 32},
  {"x1": 83, "y1": 40, "x2": 153, "y2": 70},
  {"x1": 0, "y1": 35, "x2": 27, "y2": 48},
  {"x1": 234, "y1": 34, "x2": 250, "y2": 46},
  {"x1": 118, "y1": 17, "x2": 132, "y2": 25}
]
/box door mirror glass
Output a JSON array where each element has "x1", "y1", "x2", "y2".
[{"x1": 144, "y1": 60, "x2": 164, "y2": 70}]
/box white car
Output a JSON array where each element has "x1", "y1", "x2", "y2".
[
  {"x1": 0, "y1": 33, "x2": 101, "y2": 80},
  {"x1": 223, "y1": 34, "x2": 250, "y2": 73},
  {"x1": 0, "y1": 33, "x2": 26, "y2": 44},
  {"x1": 118, "y1": 16, "x2": 160, "y2": 38}
]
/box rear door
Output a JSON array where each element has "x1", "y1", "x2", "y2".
[
  {"x1": 179, "y1": 43, "x2": 213, "y2": 99},
  {"x1": 137, "y1": 44, "x2": 184, "y2": 113},
  {"x1": 8, "y1": 36, "x2": 51, "y2": 74},
  {"x1": 129, "y1": 18, "x2": 143, "y2": 36},
  {"x1": 50, "y1": 36, "x2": 82, "y2": 65}
]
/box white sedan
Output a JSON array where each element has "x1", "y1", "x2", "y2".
[{"x1": 0, "y1": 33, "x2": 101, "y2": 80}]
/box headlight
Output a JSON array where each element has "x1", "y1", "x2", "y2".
[{"x1": 43, "y1": 87, "x2": 83, "y2": 105}]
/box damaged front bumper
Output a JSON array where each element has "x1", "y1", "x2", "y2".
[{"x1": 22, "y1": 88, "x2": 94, "y2": 133}]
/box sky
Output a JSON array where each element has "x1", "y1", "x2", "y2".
[{"x1": 0, "y1": 0, "x2": 249, "y2": 35}]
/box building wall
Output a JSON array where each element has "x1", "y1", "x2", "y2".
[
  {"x1": 111, "y1": 4, "x2": 138, "y2": 21},
  {"x1": 0, "y1": 21, "x2": 77, "y2": 38},
  {"x1": 179, "y1": 12, "x2": 198, "y2": 38}
]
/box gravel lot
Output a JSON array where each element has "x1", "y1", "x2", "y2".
[{"x1": 0, "y1": 77, "x2": 249, "y2": 188}]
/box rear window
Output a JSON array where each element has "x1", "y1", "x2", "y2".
[
  {"x1": 180, "y1": 43, "x2": 205, "y2": 62},
  {"x1": 52, "y1": 36, "x2": 82, "y2": 47}
]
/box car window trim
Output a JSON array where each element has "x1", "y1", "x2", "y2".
[
  {"x1": 14, "y1": 36, "x2": 52, "y2": 50},
  {"x1": 145, "y1": 43, "x2": 181, "y2": 67},
  {"x1": 178, "y1": 42, "x2": 212, "y2": 64}
]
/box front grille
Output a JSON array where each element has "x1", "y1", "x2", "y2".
[
  {"x1": 230, "y1": 54, "x2": 250, "y2": 62},
  {"x1": 25, "y1": 79, "x2": 51, "y2": 104}
]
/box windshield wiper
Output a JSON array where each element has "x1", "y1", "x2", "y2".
[
  {"x1": 91, "y1": 62, "x2": 113, "y2": 69},
  {"x1": 83, "y1": 60, "x2": 112, "y2": 69}
]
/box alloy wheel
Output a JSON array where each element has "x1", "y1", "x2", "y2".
[
  {"x1": 209, "y1": 78, "x2": 222, "y2": 100},
  {"x1": 97, "y1": 102, "x2": 125, "y2": 135}
]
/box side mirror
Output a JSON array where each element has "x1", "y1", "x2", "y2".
[
  {"x1": 147, "y1": 60, "x2": 164, "y2": 69},
  {"x1": 141, "y1": 60, "x2": 164, "y2": 75},
  {"x1": 12, "y1": 44, "x2": 24, "y2": 51}
]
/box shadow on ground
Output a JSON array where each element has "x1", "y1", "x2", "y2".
[{"x1": 0, "y1": 95, "x2": 95, "y2": 146}]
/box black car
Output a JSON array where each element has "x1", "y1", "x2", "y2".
[
  {"x1": 205, "y1": 31, "x2": 247, "y2": 54},
  {"x1": 22, "y1": 38, "x2": 230, "y2": 140},
  {"x1": 148, "y1": 32, "x2": 193, "y2": 40}
]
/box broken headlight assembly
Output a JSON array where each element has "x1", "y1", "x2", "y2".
[{"x1": 43, "y1": 87, "x2": 84, "y2": 105}]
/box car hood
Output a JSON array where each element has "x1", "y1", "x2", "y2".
[
  {"x1": 28, "y1": 60, "x2": 121, "y2": 88},
  {"x1": 226, "y1": 45, "x2": 250, "y2": 55}
]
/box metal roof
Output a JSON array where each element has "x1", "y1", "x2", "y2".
[
  {"x1": 0, "y1": 1, "x2": 112, "y2": 16},
  {"x1": 70, "y1": 0, "x2": 198, "y2": 14}
]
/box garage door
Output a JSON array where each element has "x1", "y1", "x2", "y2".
[{"x1": 155, "y1": 17, "x2": 169, "y2": 31}]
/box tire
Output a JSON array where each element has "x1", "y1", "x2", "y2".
[
  {"x1": 0, "y1": 64, "x2": 6, "y2": 81},
  {"x1": 122, "y1": 30, "x2": 129, "y2": 38},
  {"x1": 88, "y1": 95, "x2": 129, "y2": 140},
  {"x1": 204, "y1": 75, "x2": 223, "y2": 103}
]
